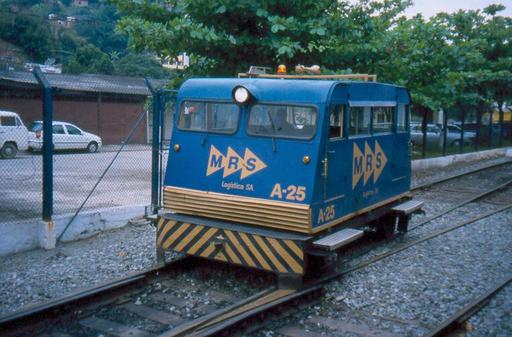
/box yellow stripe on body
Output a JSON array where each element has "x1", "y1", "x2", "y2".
[
  {"x1": 225, "y1": 231, "x2": 257, "y2": 268},
  {"x1": 267, "y1": 238, "x2": 303, "y2": 273},
  {"x1": 283, "y1": 240, "x2": 304, "y2": 259},
  {"x1": 187, "y1": 228, "x2": 218, "y2": 255},
  {"x1": 162, "y1": 223, "x2": 191, "y2": 249},
  {"x1": 224, "y1": 242, "x2": 242, "y2": 264},
  {"x1": 157, "y1": 220, "x2": 176, "y2": 245},
  {"x1": 214, "y1": 251, "x2": 228, "y2": 263},
  {"x1": 199, "y1": 243, "x2": 216, "y2": 258},
  {"x1": 239, "y1": 233, "x2": 272, "y2": 271},
  {"x1": 253, "y1": 235, "x2": 287, "y2": 273},
  {"x1": 174, "y1": 225, "x2": 204, "y2": 252}
]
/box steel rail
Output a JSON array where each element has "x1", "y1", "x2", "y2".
[
  {"x1": 0, "y1": 258, "x2": 191, "y2": 334},
  {"x1": 411, "y1": 159, "x2": 512, "y2": 191},
  {"x1": 334, "y1": 203, "x2": 512, "y2": 278},
  {"x1": 425, "y1": 274, "x2": 512, "y2": 337},
  {"x1": 409, "y1": 177, "x2": 512, "y2": 232},
  {"x1": 168, "y1": 203, "x2": 512, "y2": 337}
]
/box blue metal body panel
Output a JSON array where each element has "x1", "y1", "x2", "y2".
[{"x1": 165, "y1": 78, "x2": 411, "y2": 233}]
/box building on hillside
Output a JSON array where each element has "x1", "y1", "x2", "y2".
[
  {"x1": 0, "y1": 71, "x2": 170, "y2": 144},
  {"x1": 73, "y1": 0, "x2": 89, "y2": 7}
]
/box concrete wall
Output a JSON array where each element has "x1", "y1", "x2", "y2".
[
  {"x1": 0, "y1": 205, "x2": 147, "y2": 256},
  {"x1": 0, "y1": 94, "x2": 148, "y2": 144},
  {"x1": 412, "y1": 148, "x2": 510, "y2": 172}
]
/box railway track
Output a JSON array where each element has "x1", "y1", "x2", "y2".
[
  {"x1": 425, "y1": 274, "x2": 512, "y2": 337},
  {"x1": 1, "y1": 160, "x2": 511, "y2": 337}
]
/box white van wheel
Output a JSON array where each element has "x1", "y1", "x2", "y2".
[{"x1": 1, "y1": 143, "x2": 17, "y2": 159}]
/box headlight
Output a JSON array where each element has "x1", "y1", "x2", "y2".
[{"x1": 232, "y1": 86, "x2": 252, "y2": 104}]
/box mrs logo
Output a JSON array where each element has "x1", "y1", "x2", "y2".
[
  {"x1": 206, "y1": 145, "x2": 267, "y2": 179},
  {"x1": 352, "y1": 141, "x2": 388, "y2": 189}
]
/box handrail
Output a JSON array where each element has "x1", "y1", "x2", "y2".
[{"x1": 237, "y1": 73, "x2": 377, "y2": 82}]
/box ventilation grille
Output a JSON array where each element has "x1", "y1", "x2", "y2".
[{"x1": 163, "y1": 186, "x2": 311, "y2": 233}]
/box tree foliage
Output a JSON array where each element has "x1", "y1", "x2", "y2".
[
  {"x1": 64, "y1": 44, "x2": 115, "y2": 74},
  {"x1": 110, "y1": 0, "x2": 512, "y2": 117}
]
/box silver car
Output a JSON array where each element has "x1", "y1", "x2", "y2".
[
  {"x1": 410, "y1": 123, "x2": 475, "y2": 149},
  {"x1": 29, "y1": 121, "x2": 102, "y2": 153}
]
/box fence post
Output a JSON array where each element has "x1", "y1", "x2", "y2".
[
  {"x1": 475, "y1": 109, "x2": 481, "y2": 151},
  {"x1": 488, "y1": 108, "x2": 493, "y2": 148},
  {"x1": 499, "y1": 107, "x2": 504, "y2": 147},
  {"x1": 33, "y1": 67, "x2": 55, "y2": 249},
  {"x1": 460, "y1": 108, "x2": 465, "y2": 154},
  {"x1": 421, "y1": 110, "x2": 427, "y2": 158},
  {"x1": 146, "y1": 79, "x2": 161, "y2": 215},
  {"x1": 442, "y1": 108, "x2": 448, "y2": 156}
]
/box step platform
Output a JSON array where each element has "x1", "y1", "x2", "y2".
[
  {"x1": 313, "y1": 228, "x2": 364, "y2": 251},
  {"x1": 391, "y1": 200, "x2": 424, "y2": 215}
]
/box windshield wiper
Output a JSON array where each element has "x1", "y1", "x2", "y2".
[{"x1": 267, "y1": 111, "x2": 277, "y2": 152}]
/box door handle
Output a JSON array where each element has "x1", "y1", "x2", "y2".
[{"x1": 327, "y1": 150, "x2": 335, "y2": 154}]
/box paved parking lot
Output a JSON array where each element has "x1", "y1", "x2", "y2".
[{"x1": 0, "y1": 147, "x2": 165, "y2": 223}]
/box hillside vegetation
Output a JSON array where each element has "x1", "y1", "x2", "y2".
[{"x1": 0, "y1": 0, "x2": 170, "y2": 78}]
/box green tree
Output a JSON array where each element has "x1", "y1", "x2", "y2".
[
  {"x1": 109, "y1": 0, "x2": 411, "y2": 76},
  {"x1": 64, "y1": 44, "x2": 115, "y2": 74},
  {"x1": 0, "y1": 14, "x2": 56, "y2": 61},
  {"x1": 114, "y1": 53, "x2": 170, "y2": 78}
]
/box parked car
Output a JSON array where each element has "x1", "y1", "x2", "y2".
[
  {"x1": 410, "y1": 123, "x2": 476, "y2": 149},
  {"x1": 0, "y1": 110, "x2": 28, "y2": 159},
  {"x1": 29, "y1": 121, "x2": 102, "y2": 153}
]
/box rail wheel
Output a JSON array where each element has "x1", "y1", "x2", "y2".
[{"x1": 375, "y1": 214, "x2": 396, "y2": 240}]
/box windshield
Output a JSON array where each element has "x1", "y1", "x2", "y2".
[
  {"x1": 178, "y1": 101, "x2": 239, "y2": 134},
  {"x1": 247, "y1": 104, "x2": 317, "y2": 139},
  {"x1": 31, "y1": 122, "x2": 42, "y2": 132}
]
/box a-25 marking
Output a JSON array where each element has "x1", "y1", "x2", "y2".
[
  {"x1": 318, "y1": 205, "x2": 335, "y2": 224},
  {"x1": 270, "y1": 183, "x2": 306, "y2": 202}
]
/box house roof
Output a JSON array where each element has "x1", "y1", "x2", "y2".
[{"x1": 0, "y1": 71, "x2": 169, "y2": 96}]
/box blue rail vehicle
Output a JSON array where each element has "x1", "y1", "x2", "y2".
[{"x1": 157, "y1": 75, "x2": 422, "y2": 282}]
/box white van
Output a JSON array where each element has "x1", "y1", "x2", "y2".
[{"x1": 0, "y1": 110, "x2": 28, "y2": 159}]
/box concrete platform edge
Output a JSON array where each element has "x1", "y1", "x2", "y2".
[
  {"x1": 411, "y1": 147, "x2": 512, "y2": 172},
  {"x1": 0, "y1": 204, "x2": 147, "y2": 256}
]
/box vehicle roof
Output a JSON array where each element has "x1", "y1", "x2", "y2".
[
  {"x1": 0, "y1": 110, "x2": 20, "y2": 117},
  {"x1": 33, "y1": 120, "x2": 79, "y2": 126},
  {"x1": 179, "y1": 78, "x2": 410, "y2": 105}
]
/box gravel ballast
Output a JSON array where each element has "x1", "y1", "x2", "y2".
[{"x1": 1, "y1": 156, "x2": 511, "y2": 337}]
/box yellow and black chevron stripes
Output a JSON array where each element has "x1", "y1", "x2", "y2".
[{"x1": 157, "y1": 219, "x2": 305, "y2": 275}]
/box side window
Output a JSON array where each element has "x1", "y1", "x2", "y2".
[
  {"x1": 397, "y1": 104, "x2": 407, "y2": 132},
  {"x1": 178, "y1": 101, "x2": 205, "y2": 131},
  {"x1": 372, "y1": 107, "x2": 393, "y2": 133},
  {"x1": 349, "y1": 107, "x2": 371, "y2": 136},
  {"x1": 52, "y1": 125, "x2": 65, "y2": 134},
  {"x1": 66, "y1": 125, "x2": 82, "y2": 135},
  {"x1": 329, "y1": 105, "x2": 343, "y2": 139},
  {"x1": 1, "y1": 116, "x2": 16, "y2": 126}
]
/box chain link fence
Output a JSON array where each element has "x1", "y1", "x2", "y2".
[
  {"x1": 0, "y1": 69, "x2": 170, "y2": 233},
  {"x1": 1, "y1": 69, "x2": 510, "y2": 242},
  {"x1": 410, "y1": 107, "x2": 512, "y2": 159}
]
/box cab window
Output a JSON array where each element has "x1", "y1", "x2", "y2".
[
  {"x1": 372, "y1": 107, "x2": 393, "y2": 133},
  {"x1": 329, "y1": 105, "x2": 343, "y2": 139},
  {"x1": 349, "y1": 107, "x2": 371, "y2": 136},
  {"x1": 397, "y1": 104, "x2": 407, "y2": 132},
  {"x1": 247, "y1": 104, "x2": 316, "y2": 140},
  {"x1": 178, "y1": 101, "x2": 239, "y2": 134}
]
